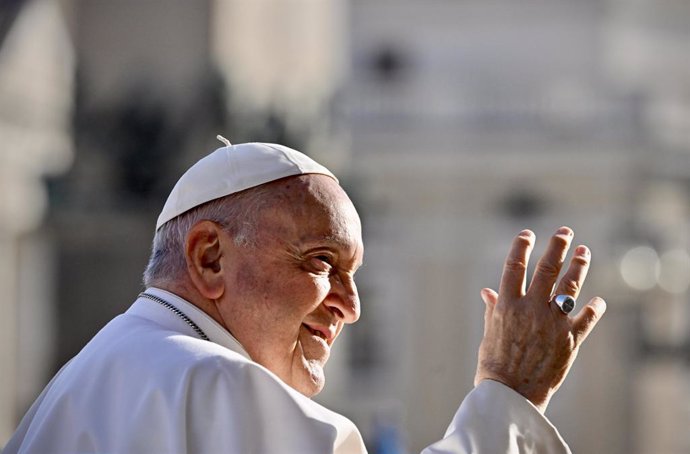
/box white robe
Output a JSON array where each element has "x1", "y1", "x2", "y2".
[{"x1": 4, "y1": 288, "x2": 571, "y2": 454}]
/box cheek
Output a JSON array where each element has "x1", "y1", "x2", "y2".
[
  {"x1": 233, "y1": 261, "x2": 262, "y2": 295},
  {"x1": 305, "y1": 275, "x2": 332, "y2": 306},
  {"x1": 280, "y1": 275, "x2": 331, "y2": 315},
  {"x1": 233, "y1": 258, "x2": 331, "y2": 320},
  {"x1": 234, "y1": 261, "x2": 292, "y2": 307},
  {"x1": 313, "y1": 275, "x2": 331, "y2": 297}
]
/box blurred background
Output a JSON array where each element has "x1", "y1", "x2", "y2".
[{"x1": 1, "y1": 0, "x2": 690, "y2": 452}]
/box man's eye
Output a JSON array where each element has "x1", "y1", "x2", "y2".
[
  {"x1": 310, "y1": 255, "x2": 333, "y2": 271},
  {"x1": 316, "y1": 255, "x2": 332, "y2": 264}
]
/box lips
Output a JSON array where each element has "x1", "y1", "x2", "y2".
[{"x1": 302, "y1": 323, "x2": 335, "y2": 345}]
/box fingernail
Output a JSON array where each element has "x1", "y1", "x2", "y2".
[
  {"x1": 556, "y1": 226, "x2": 573, "y2": 236},
  {"x1": 576, "y1": 245, "x2": 590, "y2": 257},
  {"x1": 519, "y1": 229, "x2": 535, "y2": 238},
  {"x1": 592, "y1": 297, "x2": 607, "y2": 315}
]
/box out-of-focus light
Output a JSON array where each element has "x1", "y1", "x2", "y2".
[
  {"x1": 620, "y1": 246, "x2": 659, "y2": 291},
  {"x1": 656, "y1": 249, "x2": 690, "y2": 294}
]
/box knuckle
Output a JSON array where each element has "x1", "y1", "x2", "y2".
[
  {"x1": 560, "y1": 279, "x2": 581, "y2": 295},
  {"x1": 571, "y1": 255, "x2": 590, "y2": 268},
  {"x1": 514, "y1": 235, "x2": 533, "y2": 249},
  {"x1": 504, "y1": 258, "x2": 527, "y2": 273},
  {"x1": 551, "y1": 234, "x2": 570, "y2": 248},
  {"x1": 536, "y1": 261, "x2": 560, "y2": 279},
  {"x1": 586, "y1": 302, "x2": 605, "y2": 322}
]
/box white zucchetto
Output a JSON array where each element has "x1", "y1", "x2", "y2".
[{"x1": 156, "y1": 141, "x2": 337, "y2": 230}]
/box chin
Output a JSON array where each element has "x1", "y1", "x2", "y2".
[{"x1": 294, "y1": 361, "x2": 326, "y2": 397}]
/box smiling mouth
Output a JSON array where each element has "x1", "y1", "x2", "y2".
[{"x1": 303, "y1": 324, "x2": 328, "y2": 341}]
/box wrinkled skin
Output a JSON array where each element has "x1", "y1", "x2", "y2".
[
  {"x1": 211, "y1": 175, "x2": 363, "y2": 397},
  {"x1": 474, "y1": 227, "x2": 606, "y2": 413}
]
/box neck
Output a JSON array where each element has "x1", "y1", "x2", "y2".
[{"x1": 153, "y1": 281, "x2": 229, "y2": 333}]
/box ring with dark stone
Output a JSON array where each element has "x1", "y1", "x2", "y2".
[{"x1": 551, "y1": 294, "x2": 576, "y2": 314}]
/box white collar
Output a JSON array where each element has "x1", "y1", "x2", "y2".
[{"x1": 131, "y1": 287, "x2": 251, "y2": 360}]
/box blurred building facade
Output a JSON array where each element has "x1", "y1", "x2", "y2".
[
  {"x1": 2, "y1": 0, "x2": 690, "y2": 453},
  {"x1": 337, "y1": 2, "x2": 690, "y2": 453}
]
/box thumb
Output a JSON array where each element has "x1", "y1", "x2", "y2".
[
  {"x1": 480, "y1": 288, "x2": 498, "y2": 334},
  {"x1": 480, "y1": 288, "x2": 498, "y2": 306},
  {"x1": 571, "y1": 297, "x2": 607, "y2": 345}
]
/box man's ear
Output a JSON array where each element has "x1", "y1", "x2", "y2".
[{"x1": 185, "y1": 220, "x2": 225, "y2": 300}]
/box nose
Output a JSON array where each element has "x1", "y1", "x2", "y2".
[{"x1": 325, "y1": 273, "x2": 360, "y2": 324}]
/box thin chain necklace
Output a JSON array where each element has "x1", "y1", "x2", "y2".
[{"x1": 138, "y1": 292, "x2": 210, "y2": 341}]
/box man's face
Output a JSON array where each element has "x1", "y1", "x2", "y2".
[{"x1": 218, "y1": 175, "x2": 364, "y2": 397}]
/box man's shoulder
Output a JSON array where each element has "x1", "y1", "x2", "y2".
[
  {"x1": 52, "y1": 311, "x2": 251, "y2": 391},
  {"x1": 48, "y1": 312, "x2": 280, "y2": 409},
  {"x1": 96, "y1": 310, "x2": 252, "y2": 367}
]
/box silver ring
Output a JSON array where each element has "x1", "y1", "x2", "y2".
[{"x1": 551, "y1": 294, "x2": 576, "y2": 314}]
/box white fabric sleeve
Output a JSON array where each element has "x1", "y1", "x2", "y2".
[{"x1": 421, "y1": 380, "x2": 572, "y2": 454}]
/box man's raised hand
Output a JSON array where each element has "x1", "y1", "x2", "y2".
[{"x1": 474, "y1": 227, "x2": 607, "y2": 413}]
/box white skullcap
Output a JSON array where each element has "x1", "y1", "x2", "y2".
[{"x1": 156, "y1": 141, "x2": 337, "y2": 230}]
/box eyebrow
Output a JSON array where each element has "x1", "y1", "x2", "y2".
[
  {"x1": 300, "y1": 234, "x2": 357, "y2": 249},
  {"x1": 299, "y1": 237, "x2": 364, "y2": 267}
]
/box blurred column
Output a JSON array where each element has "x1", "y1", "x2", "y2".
[
  {"x1": 212, "y1": 0, "x2": 345, "y2": 115},
  {"x1": 210, "y1": 0, "x2": 349, "y2": 168},
  {"x1": 0, "y1": 0, "x2": 74, "y2": 443}
]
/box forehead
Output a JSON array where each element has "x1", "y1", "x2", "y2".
[{"x1": 260, "y1": 175, "x2": 363, "y2": 252}]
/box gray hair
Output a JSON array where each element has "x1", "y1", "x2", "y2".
[{"x1": 142, "y1": 183, "x2": 277, "y2": 288}]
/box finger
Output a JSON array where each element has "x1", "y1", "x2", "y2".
[
  {"x1": 553, "y1": 245, "x2": 591, "y2": 301},
  {"x1": 480, "y1": 288, "x2": 498, "y2": 306},
  {"x1": 527, "y1": 226, "x2": 573, "y2": 299},
  {"x1": 571, "y1": 297, "x2": 607, "y2": 345},
  {"x1": 480, "y1": 288, "x2": 498, "y2": 335},
  {"x1": 498, "y1": 230, "x2": 535, "y2": 300}
]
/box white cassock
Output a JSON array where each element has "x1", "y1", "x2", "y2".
[{"x1": 4, "y1": 288, "x2": 571, "y2": 454}]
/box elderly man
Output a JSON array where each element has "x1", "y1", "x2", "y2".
[{"x1": 5, "y1": 141, "x2": 606, "y2": 453}]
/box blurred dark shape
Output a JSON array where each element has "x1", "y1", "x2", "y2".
[
  {"x1": 111, "y1": 91, "x2": 175, "y2": 199},
  {"x1": 61, "y1": 65, "x2": 232, "y2": 210},
  {"x1": 370, "y1": 46, "x2": 408, "y2": 83},
  {"x1": 60, "y1": 60, "x2": 311, "y2": 207},
  {"x1": 0, "y1": 0, "x2": 24, "y2": 50},
  {"x1": 71, "y1": 86, "x2": 181, "y2": 206},
  {"x1": 248, "y1": 111, "x2": 305, "y2": 152},
  {"x1": 501, "y1": 188, "x2": 548, "y2": 219}
]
